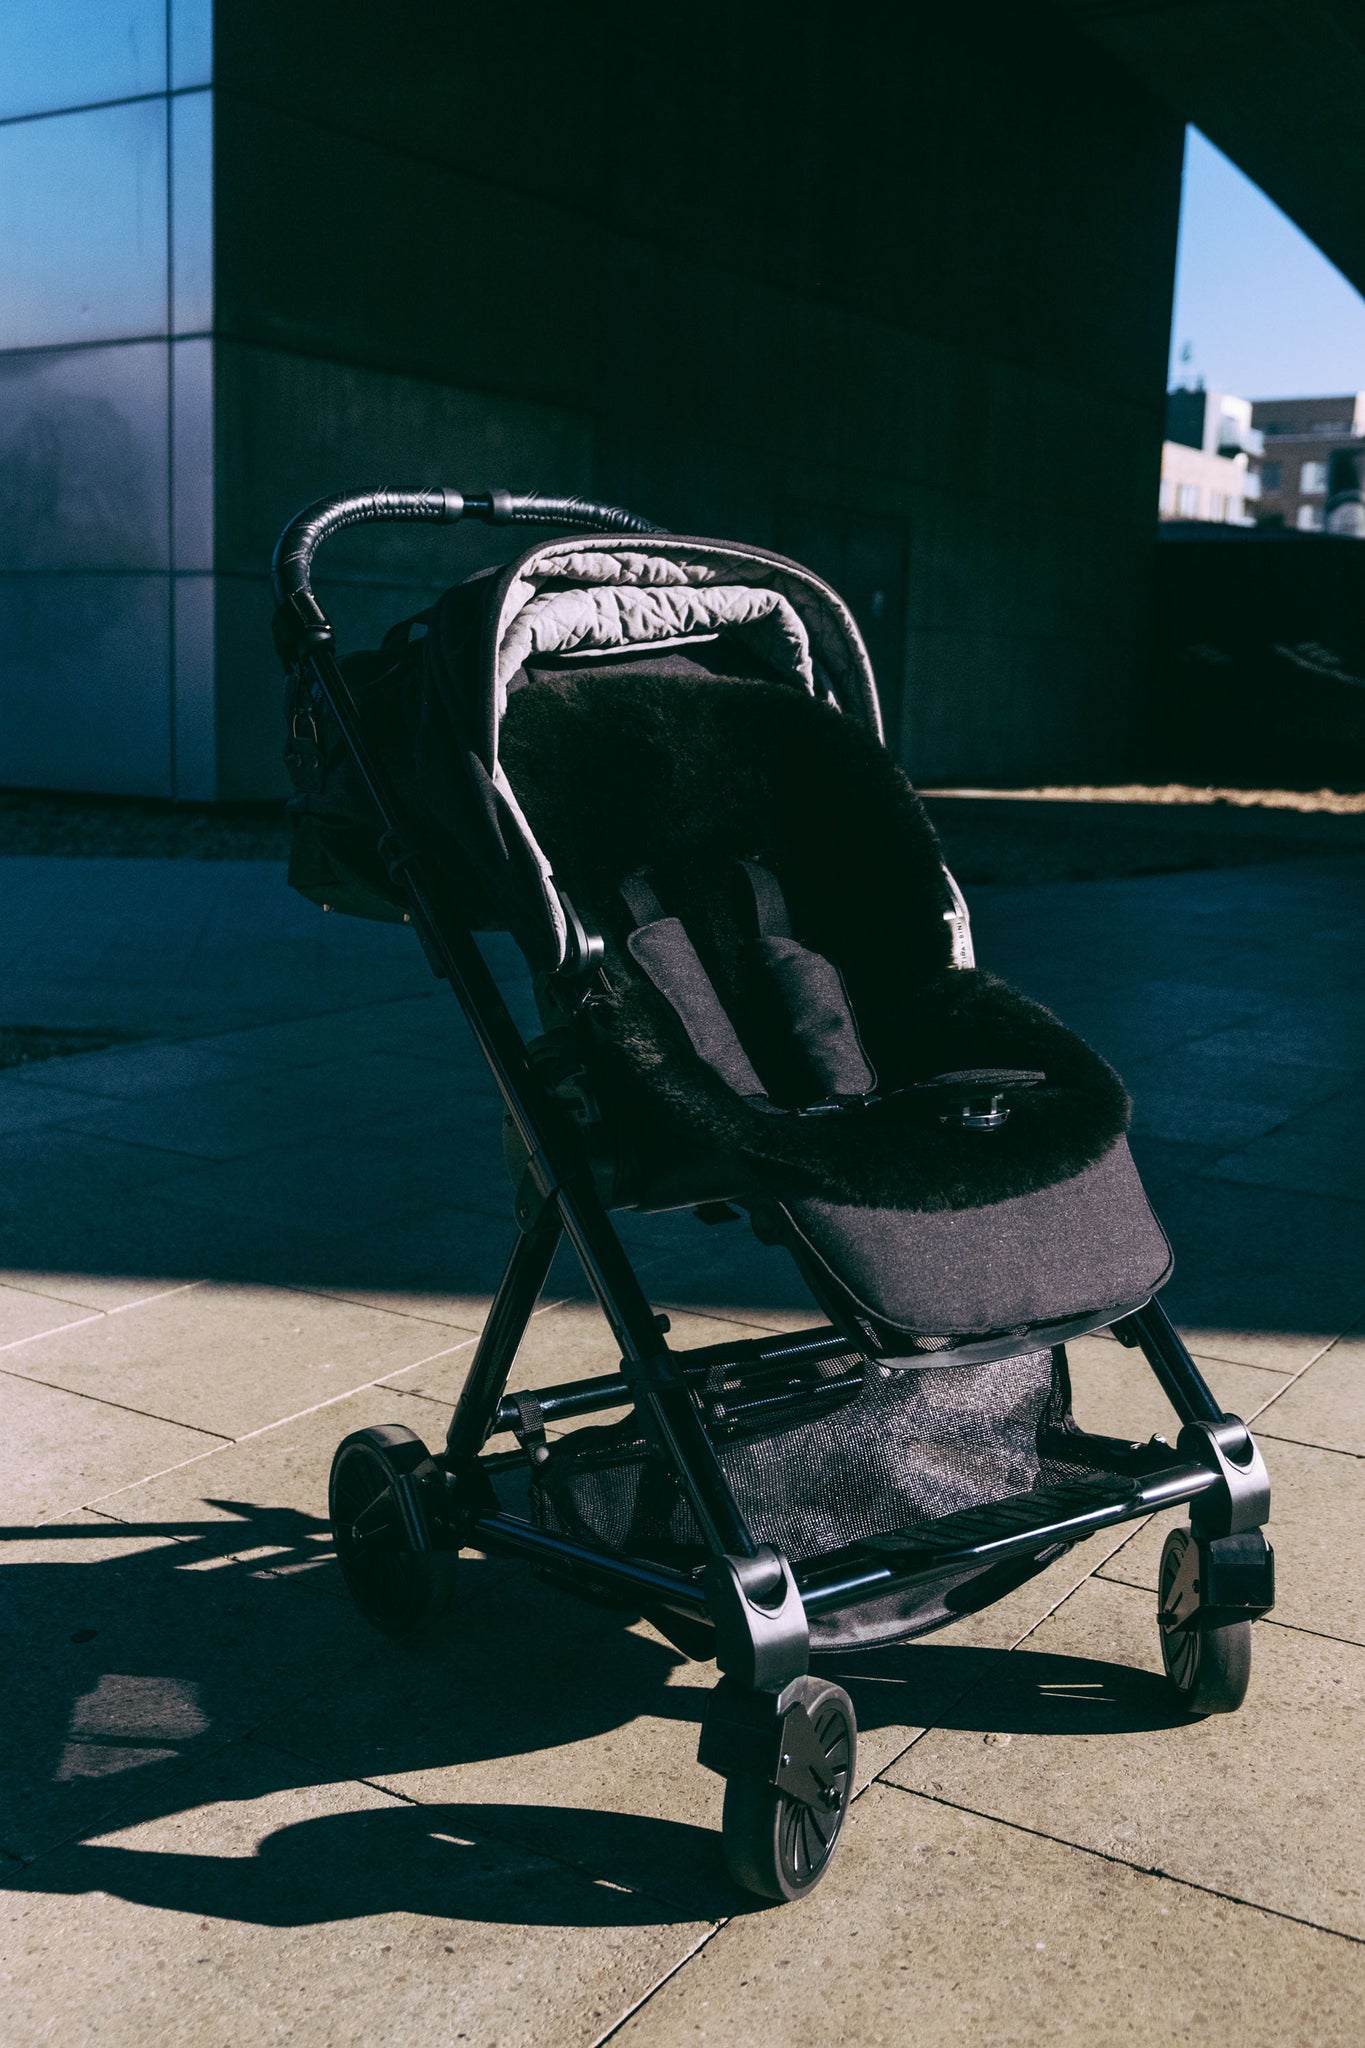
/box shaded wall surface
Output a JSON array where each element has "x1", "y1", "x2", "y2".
[
  {"x1": 1, "y1": 1, "x2": 1183, "y2": 798},
  {"x1": 1154, "y1": 531, "x2": 1365, "y2": 785}
]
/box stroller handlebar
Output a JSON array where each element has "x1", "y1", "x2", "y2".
[{"x1": 271, "y1": 487, "x2": 664, "y2": 615}]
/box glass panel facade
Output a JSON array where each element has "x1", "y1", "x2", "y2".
[
  {"x1": 0, "y1": 99, "x2": 169, "y2": 349},
  {"x1": 170, "y1": 0, "x2": 214, "y2": 91},
  {"x1": 171, "y1": 88, "x2": 213, "y2": 332},
  {"x1": 0, "y1": 573, "x2": 172, "y2": 794},
  {"x1": 0, "y1": 1, "x2": 167, "y2": 122},
  {"x1": 0, "y1": 8, "x2": 215, "y2": 794},
  {"x1": 0, "y1": 341, "x2": 169, "y2": 568}
]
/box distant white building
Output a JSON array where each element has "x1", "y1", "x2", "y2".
[{"x1": 1159, "y1": 388, "x2": 1262, "y2": 525}]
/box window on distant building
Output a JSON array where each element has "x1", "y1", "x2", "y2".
[
  {"x1": 1300, "y1": 461, "x2": 1328, "y2": 494},
  {"x1": 1311, "y1": 421, "x2": 1351, "y2": 435},
  {"x1": 1177, "y1": 482, "x2": 1200, "y2": 517},
  {"x1": 1208, "y1": 490, "x2": 1226, "y2": 521},
  {"x1": 1261, "y1": 422, "x2": 1288, "y2": 436},
  {"x1": 1296, "y1": 504, "x2": 1324, "y2": 531},
  {"x1": 1158, "y1": 478, "x2": 1176, "y2": 514},
  {"x1": 1260, "y1": 461, "x2": 1281, "y2": 492}
]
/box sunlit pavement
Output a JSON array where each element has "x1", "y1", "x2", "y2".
[{"x1": 2, "y1": 850, "x2": 1363, "y2": 2045}]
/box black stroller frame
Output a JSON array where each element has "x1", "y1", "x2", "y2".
[{"x1": 273, "y1": 488, "x2": 1274, "y2": 1902}]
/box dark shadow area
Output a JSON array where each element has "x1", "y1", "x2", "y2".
[
  {"x1": 925, "y1": 794, "x2": 1365, "y2": 888},
  {"x1": 14, "y1": 1802, "x2": 754, "y2": 1928},
  {"x1": 2, "y1": 1505, "x2": 1185, "y2": 1928}
]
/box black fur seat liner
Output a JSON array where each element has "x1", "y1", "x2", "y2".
[{"x1": 500, "y1": 659, "x2": 1130, "y2": 1213}]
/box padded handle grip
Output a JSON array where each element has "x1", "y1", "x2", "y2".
[
  {"x1": 271, "y1": 488, "x2": 464, "y2": 609},
  {"x1": 271, "y1": 486, "x2": 663, "y2": 612}
]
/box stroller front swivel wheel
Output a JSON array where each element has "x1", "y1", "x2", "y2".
[
  {"x1": 1158, "y1": 1525, "x2": 1251, "y2": 1716},
  {"x1": 721, "y1": 1678, "x2": 856, "y2": 1903},
  {"x1": 329, "y1": 1423, "x2": 456, "y2": 1639}
]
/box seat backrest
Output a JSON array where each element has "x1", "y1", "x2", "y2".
[{"x1": 499, "y1": 658, "x2": 956, "y2": 1093}]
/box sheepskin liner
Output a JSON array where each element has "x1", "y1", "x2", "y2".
[{"x1": 500, "y1": 661, "x2": 1131, "y2": 1212}]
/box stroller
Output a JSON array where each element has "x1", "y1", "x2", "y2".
[{"x1": 273, "y1": 487, "x2": 1274, "y2": 1902}]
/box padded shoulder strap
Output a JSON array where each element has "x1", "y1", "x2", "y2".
[
  {"x1": 737, "y1": 859, "x2": 793, "y2": 939},
  {"x1": 620, "y1": 871, "x2": 767, "y2": 1099}
]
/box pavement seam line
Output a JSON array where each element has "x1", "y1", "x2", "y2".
[
  {"x1": 0, "y1": 1278, "x2": 207, "y2": 1360},
  {"x1": 850, "y1": 1520, "x2": 1156, "y2": 1792},
  {"x1": 242, "y1": 1731, "x2": 723, "y2": 1926},
  {"x1": 873, "y1": 1782, "x2": 1365, "y2": 1948},
  {"x1": 592, "y1": 1923, "x2": 732, "y2": 2046},
  {"x1": 0, "y1": 1362, "x2": 233, "y2": 1441},
  {"x1": 79, "y1": 1357, "x2": 483, "y2": 1519}
]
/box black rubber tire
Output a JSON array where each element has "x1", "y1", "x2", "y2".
[
  {"x1": 329, "y1": 1423, "x2": 456, "y2": 1639},
  {"x1": 1158, "y1": 1524, "x2": 1252, "y2": 1715},
  {"x1": 721, "y1": 1678, "x2": 856, "y2": 1902}
]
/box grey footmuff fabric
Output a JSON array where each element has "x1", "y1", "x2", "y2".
[{"x1": 775, "y1": 1136, "x2": 1172, "y2": 1339}]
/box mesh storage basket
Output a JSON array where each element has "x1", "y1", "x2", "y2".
[{"x1": 529, "y1": 1345, "x2": 1103, "y2": 1650}]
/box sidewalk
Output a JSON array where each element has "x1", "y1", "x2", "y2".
[{"x1": 2, "y1": 850, "x2": 1363, "y2": 2045}]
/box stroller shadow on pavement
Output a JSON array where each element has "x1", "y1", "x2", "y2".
[{"x1": 2, "y1": 1504, "x2": 1186, "y2": 1929}]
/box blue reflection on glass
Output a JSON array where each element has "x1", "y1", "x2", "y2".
[
  {"x1": 171, "y1": 336, "x2": 213, "y2": 569},
  {"x1": 0, "y1": 99, "x2": 168, "y2": 348},
  {"x1": 170, "y1": 0, "x2": 213, "y2": 91},
  {"x1": 0, "y1": 2, "x2": 167, "y2": 122},
  {"x1": 0, "y1": 339, "x2": 169, "y2": 568},
  {"x1": 171, "y1": 88, "x2": 212, "y2": 332}
]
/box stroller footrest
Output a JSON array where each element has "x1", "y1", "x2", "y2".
[{"x1": 863, "y1": 1474, "x2": 1144, "y2": 1565}]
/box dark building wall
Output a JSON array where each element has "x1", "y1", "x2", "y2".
[
  {"x1": 0, "y1": 2, "x2": 1183, "y2": 798},
  {"x1": 207, "y1": 0, "x2": 1183, "y2": 797}
]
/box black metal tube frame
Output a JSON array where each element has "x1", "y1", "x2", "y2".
[{"x1": 278, "y1": 489, "x2": 1271, "y2": 1639}]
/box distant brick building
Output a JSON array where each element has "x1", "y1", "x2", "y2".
[{"x1": 1251, "y1": 393, "x2": 1365, "y2": 530}]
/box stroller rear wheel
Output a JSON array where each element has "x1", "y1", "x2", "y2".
[
  {"x1": 329, "y1": 1423, "x2": 456, "y2": 1639},
  {"x1": 721, "y1": 1678, "x2": 856, "y2": 1902},
  {"x1": 1158, "y1": 1525, "x2": 1251, "y2": 1715}
]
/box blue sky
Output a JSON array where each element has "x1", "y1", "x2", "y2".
[{"x1": 1169, "y1": 129, "x2": 1365, "y2": 400}]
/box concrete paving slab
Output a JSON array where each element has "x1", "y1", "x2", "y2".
[
  {"x1": 1151, "y1": 1176, "x2": 1365, "y2": 1284},
  {"x1": 884, "y1": 1577, "x2": 1365, "y2": 1937},
  {"x1": 256, "y1": 1558, "x2": 992, "y2": 1913},
  {"x1": 1157, "y1": 1260, "x2": 1365, "y2": 1373},
  {"x1": 0, "y1": 1128, "x2": 196, "y2": 1228},
  {"x1": 1099, "y1": 1434, "x2": 1365, "y2": 1646},
  {"x1": 1, "y1": 1739, "x2": 709, "y2": 2048},
  {"x1": 12, "y1": 1040, "x2": 267, "y2": 1100},
  {"x1": 92, "y1": 1382, "x2": 464, "y2": 1561},
  {"x1": 0, "y1": 1070, "x2": 103, "y2": 1136},
  {"x1": 299, "y1": 1201, "x2": 596, "y2": 1329},
  {"x1": 612, "y1": 1210, "x2": 826, "y2": 1331},
  {"x1": 1064, "y1": 1331, "x2": 1290, "y2": 1446},
  {"x1": 1129, "y1": 1085, "x2": 1293, "y2": 1149},
  {"x1": 0, "y1": 1370, "x2": 220, "y2": 1528},
  {"x1": 1250, "y1": 1329, "x2": 1365, "y2": 1455},
  {"x1": 390, "y1": 1297, "x2": 759, "y2": 1414},
  {"x1": 611, "y1": 1781, "x2": 1365, "y2": 2048},
  {"x1": 137, "y1": 1100, "x2": 508, "y2": 1240},
  {"x1": 43, "y1": 1050, "x2": 465, "y2": 1163},
  {"x1": 0, "y1": 1282, "x2": 101, "y2": 1347},
  {"x1": 1206, "y1": 1089, "x2": 1365, "y2": 1203},
  {"x1": 188, "y1": 992, "x2": 492, "y2": 1072},
  {"x1": 0, "y1": 1508, "x2": 359, "y2": 1861},
  {"x1": 0, "y1": 1281, "x2": 479, "y2": 1439},
  {"x1": 1120, "y1": 1039, "x2": 1358, "y2": 1113},
  {"x1": 0, "y1": 857, "x2": 434, "y2": 1036}
]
